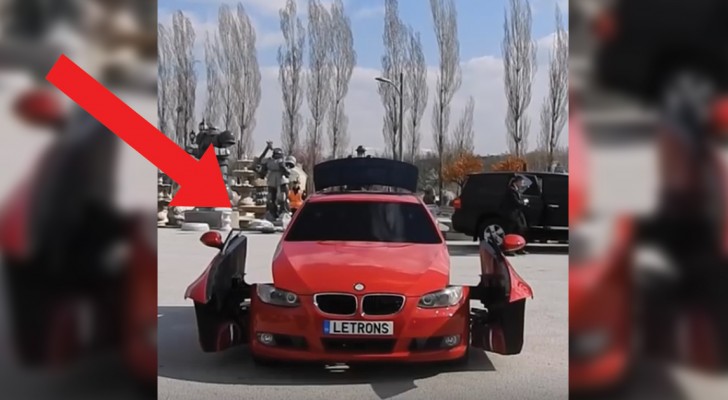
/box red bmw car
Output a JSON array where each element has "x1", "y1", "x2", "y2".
[{"x1": 185, "y1": 158, "x2": 533, "y2": 365}]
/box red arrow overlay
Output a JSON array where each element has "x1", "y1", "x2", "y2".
[{"x1": 46, "y1": 55, "x2": 230, "y2": 207}]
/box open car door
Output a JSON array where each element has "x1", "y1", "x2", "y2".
[
  {"x1": 469, "y1": 237, "x2": 533, "y2": 355},
  {"x1": 184, "y1": 230, "x2": 252, "y2": 352}
]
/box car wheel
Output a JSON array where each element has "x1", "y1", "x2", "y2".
[{"x1": 478, "y1": 219, "x2": 506, "y2": 246}]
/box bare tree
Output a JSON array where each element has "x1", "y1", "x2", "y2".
[
  {"x1": 503, "y1": 0, "x2": 537, "y2": 157},
  {"x1": 157, "y1": 23, "x2": 176, "y2": 139},
  {"x1": 404, "y1": 26, "x2": 428, "y2": 162},
  {"x1": 379, "y1": 0, "x2": 408, "y2": 159},
  {"x1": 278, "y1": 0, "x2": 306, "y2": 158},
  {"x1": 203, "y1": 32, "x2": 222, "y2": 128},
  {"x1": 171, "y1": 11, "x2": 197, "y2": 148},
  {"x1": 328, "y1": 0, "x2": 356, "y2": 158},
  {"x1": 451, "y1": 96, "x2": 475, "y2": 156},
  {"x1": 305, "y1": 0, "x2": 333, "y2": 185},
  {"x1": 217, "y1": 5, "x2": 239, "y2": 135},
  {"x1": 430, "y1": 0, "x2": 461, "y2": 203},
  {"x1": 539, "y1": 5, "x2": 568, "y2": 167},
  {"x1": 232, "y1": 4, "x2": 262, "y2": 159}
]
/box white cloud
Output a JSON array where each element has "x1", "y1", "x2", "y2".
[
  {"x1": 256, "y1": 29, "x2": 285, "y2": 49},
  {"x1": 536, "y1": 31, "x2": 557, "y2": 63},
  {"x1": 192, "y1": 32, "x2": 563, "y2": 156}
]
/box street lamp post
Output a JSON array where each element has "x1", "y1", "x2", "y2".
[{"x1": 375, "y1": 72, "x2": 404, "y2": 161}]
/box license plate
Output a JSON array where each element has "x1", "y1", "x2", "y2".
[{"x1": 323, "y1": 320, "x2": 394, "y2": 336}]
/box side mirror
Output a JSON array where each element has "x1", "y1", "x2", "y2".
[
  {"x1": 502, "y1": 234, "x2": 526, "y2": 253},
  {"x1": 14, "y1": 89, "x2": 66, "y2": 128},
  {"x1": 200, "y1": 231, "x2": 223, "y2": 249}
]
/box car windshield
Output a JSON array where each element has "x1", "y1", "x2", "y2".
[{"x1": 284, "y1": 200, "x2": 442, "y2": 244}]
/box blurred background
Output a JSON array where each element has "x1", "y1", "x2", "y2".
[
  {"x1": 570, "y1": 0, "x2": 728, "y2": 399},
  {"x1": 0, "y1": 0, "x2": 156, "y2": 399}
]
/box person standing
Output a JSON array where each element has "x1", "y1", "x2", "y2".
[{"x1": 501, "y1": 175, "x2": 529, "y2": 255}]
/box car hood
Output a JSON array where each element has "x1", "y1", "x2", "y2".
[{"x1": 272, "y1": 241, "x2": 450, "y2": 296}]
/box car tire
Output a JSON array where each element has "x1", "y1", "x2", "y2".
[{"x1": 477, "y1": 218, "x2": 506, "y2": 245}]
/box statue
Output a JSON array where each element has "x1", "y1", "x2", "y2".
[
  {"x1": 177, "y1": 119, "x2": 236, "y2": 231},
  {"x1": 348, "y1": 145, "x2": 371, "y2": 159},
  {"x1": 255, "y1": 141, "x2": 294, "y2": 221},
  {"x1": 187, "y1": 120, "x2": 236, "y2": 205}
]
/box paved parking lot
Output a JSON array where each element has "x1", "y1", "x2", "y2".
[{"x1": 157, "y1": 229, "x2": 568, "y2": 400}]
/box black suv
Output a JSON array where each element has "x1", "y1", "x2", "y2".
[{"x1": 451, "y1": 172, "x2": 568, "y2": 242}]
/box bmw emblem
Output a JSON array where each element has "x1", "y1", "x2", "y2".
[{"x1": 353, "y1": 283, "x2": 365, "y2": 291}]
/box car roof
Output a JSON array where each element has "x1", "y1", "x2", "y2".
[{"x1": 307, "y1": 192, "x2": 422, "y2": 204}]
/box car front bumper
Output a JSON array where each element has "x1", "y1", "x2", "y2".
[{"x1": 249, "y1": 294, "x2": 470, "y2": 363}]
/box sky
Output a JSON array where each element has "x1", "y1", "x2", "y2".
[{"x1": 158, "y1": 0, "x2": 569, "y2": 156}]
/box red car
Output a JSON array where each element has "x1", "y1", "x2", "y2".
[
  {"x1": 568, "y1": 97, "x2": 637, "y2": 391},
  {"x1": 0, "y1": 89, "x2": 157, "y2": 389},
  {"x1": 185, "y1": 158, "x2": 533, "y2": 365}
]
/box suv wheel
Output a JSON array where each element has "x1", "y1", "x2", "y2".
[{"x1": 479, "y1": 219, "x2": 506, "y2": 246}]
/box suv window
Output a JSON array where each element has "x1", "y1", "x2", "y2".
[
  {"x1": 541, "y1": 174, "x2": 567, "y2": 197},
  {"x1": 463, "y1": 174, "x2": 510, "y2": 198},
  {"x1": 285, "y1": 201, "x2": 442, "y2": 244},
  {"x1": 519, "y1": 174, "x2": 542, "y2": 196}
]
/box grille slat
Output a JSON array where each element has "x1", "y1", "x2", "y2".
[
  {"x1": 362, "y1": 294, "x2": 405, "y2": 315},
  {"x1": 314, "y1": 294, "x2": 357, "y2": 315}
]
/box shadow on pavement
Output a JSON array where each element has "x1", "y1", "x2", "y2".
[
  {"x1": 157, "y1": 306, "x2": 496, "y2": 399},
  {"x1": 447, "y1": 243, "x2": 568, "y2": 257}
]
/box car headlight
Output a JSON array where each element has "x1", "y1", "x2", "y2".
[
  {"x1": 570, "y1": 214, "x2": 616, "y2": 264},
  {"x1": 418, "y1": 286, "x2": 464, "y2": 308},
  {"x1": 256, "y1": 284, "x2": 300, "y2": 307}
]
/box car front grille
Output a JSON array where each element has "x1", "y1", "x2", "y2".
[
  {"x1": 361, "y1": 294, "x2": 405, "y2": 315},
  {"x1": 321, "y1": 338, "x2": 396, "y2": 354},
  {"x1": 314, "y1": 294, "x2": 357, "y2": 315}
]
